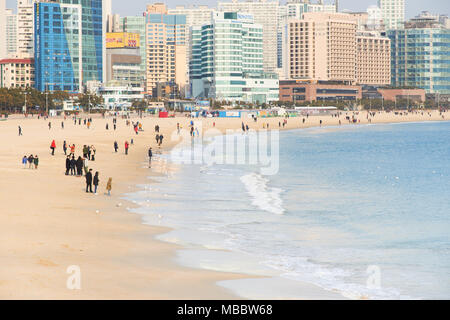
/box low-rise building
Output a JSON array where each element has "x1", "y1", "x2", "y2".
[
  {"x1": 98, "y1": 85, "x2": 144, "y2": 110},
  {"x1": 0, "y1": 57, "x2": 35, "y2": 88},
  {"x1": 279, "y1": 80, "x2": 362, "y2": 103},
  {"x1": 377, "y1": 88, "x2": 426, "y2": 103}
]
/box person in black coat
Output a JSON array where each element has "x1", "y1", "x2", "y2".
[
  {"x1": 65, "y1": 156, "x2": 71, "y2": 175},
  {"x1": 114, "y1": 141, "x2": 118, "y2": 153},
  {"x1": 76, "y1": 156, "x2": 83, "y2": 176},
  {"x1": 85, "y1": 169, "x2": 93, "y2": 193},
  {"x1": 70, "y1": 156, "x2": 76, "y2": 175},
  {"x1": 93, "y1": 172, "x2": 99, "y2": 194}
]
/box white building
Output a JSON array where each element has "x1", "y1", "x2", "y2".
[
  {"x1": 6, "y1": 9, "x2": 18, "y2": 57},
  {"x1": 378, "y1": 0, "x2": 405, "y2": 30},
  {"x1": 98, "y1": 86, "x2": 144, "y2": 110},
  {"x1": 17, "y1": 0, "x2": 35, "y2": 57},
  {"x1": 218, "y1": 0, "x2": 280, "y2": 73},
  {"x1": 0, "y1": 0, "x2": 6, "y2": 59},
  {"x1": 366, "y1": 5, "x2": 383, "y2": 30},
  {"x1": 190, "y1": 12, "x2": 279, "y2": 104}
]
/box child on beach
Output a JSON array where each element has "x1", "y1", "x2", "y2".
[
  {"x1": 22, "y1": 156, "x2": 28, "y2": 168},
  {"x1": 106, "y1": 178, "x2": 112, "y2": 196}
]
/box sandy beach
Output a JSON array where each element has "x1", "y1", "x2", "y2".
[{"x1": 0, "y1": 109, "x2": 447, "y2": 299}]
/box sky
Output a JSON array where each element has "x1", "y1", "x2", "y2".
[{"x1": 5, "y1": 0, "x2": 450, "y2": 18}]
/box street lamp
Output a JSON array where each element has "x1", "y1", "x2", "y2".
[{"x1": 23, "y1": 91, "x2": 28, "y2": 114}]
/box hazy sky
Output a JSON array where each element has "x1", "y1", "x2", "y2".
[{"x1": 5, "y1": 0, "x2": 449, "y2": 18}]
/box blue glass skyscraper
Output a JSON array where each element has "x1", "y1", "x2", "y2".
[
  {"x1": 35, "y1": 0, "x2": 104, "y2": 92},
  {"x1": 34, "y1": 2, "x2": 82, "y2": 92}
]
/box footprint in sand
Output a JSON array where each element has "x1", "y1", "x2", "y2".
[{"x1": 37, "y1": 258, "x2": 58, "y2": 267}]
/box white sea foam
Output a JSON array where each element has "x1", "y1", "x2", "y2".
[{"x1": 240, "y1": 173, "x2": 285, "y2": 215}]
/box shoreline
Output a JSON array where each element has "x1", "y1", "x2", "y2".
[{"x1": 0, "y1": 110, "x2": 448, "y2": 299}]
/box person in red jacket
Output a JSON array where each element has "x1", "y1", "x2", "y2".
[
  {"x1": 50, "y1": 140, "x2": 56, "y2": 156},
  {"x1": 125, "y1": 141, "x2": 129, "y2": 155}
]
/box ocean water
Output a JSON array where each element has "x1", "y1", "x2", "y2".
[{"x1": 127, "y1": 121, "x2": 450, "y2": 299}]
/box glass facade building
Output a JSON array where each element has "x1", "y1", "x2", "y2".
[
  {"x1": 121, "y1": 16, "x2": 147, "y2": 83},
  {"x1": 34, "y1": 2, "x2": 82, "y2": 92},
  {"x1": 388, "y1": 26, "x2": 450, "y2": 94},
  {"x1": 190, "y1": 12, "x2": 278, "y2": 103},
  {"x1": 60, "y1": 0, "x2": 104, "y2": 84}
]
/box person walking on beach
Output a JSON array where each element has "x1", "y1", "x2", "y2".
[
  {"x1": 70, "y1": 156, "x2": 76, "y2": 175},
  {"x1": 22, "y1": 155, "x2": 28, "y2": 168},
  {"x1": 70, "y1": 144, "x2": 75, "y2": 156},
  {"x1": 50, "y1": 140, "x2": 56, "y2": 156},
  {"x1": 63, "y1": 141, "x2": 67, "y2": 155},
  {"x1": 125, "y1": 141, "x2": 129, "y2": 155},
  {"x1": 28, "y1": 155, "x2": 34, "y2": 169},
  {"x1": 18, "y1": 126, "x2": 23, "y2": 136},
  {"x1": 48, "y1": 122, "x2": 52, "y2": 130},
  {"x1": 156, "y1": 134, "x2": 160, "y2": 145},
  {"x1": 106, "y1": 178, "x2": 112, "y2": 196},
  {"x1": 159, "y1": 134, "x2": 164, "y2": 146},
  {"x1": 114, "y1": 141, "x2": 118, "y2": 153},
  {"x1": 93, "y1": 172, "x2": 99, "y2": 194},
  {"x1": 91, "y1": 145, "x2": 96, "y2": 161},
  {"x1": 33, "y1": 155, "x2": 39, "y2": 169},
  {"x1": 65, "y1": 156, "x2": 71, "y2": 175},
  {"x1": 85, "y1": 169, "x2": 93, "y2": 193},
  {"x1": 148, "y1": 147, "x2": 153, "y2": 167},
  {"x1": 61, "y1": 121, "x2": 64, "y2": 129}
]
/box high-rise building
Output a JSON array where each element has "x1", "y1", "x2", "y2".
[
  {"x1": 34, "y1": 1, "x2": 82, "y2": 92},
  {"x1": 0, "y1": 0, "x2": 6, "y2": 59},
  {"x1": 356, "y1": 31, "x2": 391, "y2": 85},
  {"x1": 278, "y1": 1, "x2": 337, "y2": 74},
  {"x1": 107, "y1": 14, "x2": 122, "y2": 32},
  {"x1": 17, "y1": 0, "x2": 35, "y2": 57},
  {"x1": 121, "y1": 16, "x2": 147, "y2": 88},
  {"x1": 58, "y1": 0, "x2": 104, "y2": 85},
  {"x1": 378, "y1": 0, "x2": 405, "y2": 30},
  {"x1": 5, "y1": 9, "x2": 17, "y2": 57},
  {"x1": 167, "y1": 5, "x2": 216, "y2": 95},
  {"x1": 218, "y1": 0, "x2": 279, "y2": 73},
  {"x1": 388, "y1": 12, "x2": 450, "y2": 94},
  {"x1": 145, "y1": 4, "x2": 187, "y2": 95},
  {"x1": 366, "y1": 5, "x2": 384, "y2": 31},
  {"x1": 190, "y1": 12, "x2": 279, "y2": 103},
  {"x1": 284, "y1": 12, "x2": 390, "y2": 86},
  {"x1": 284, "y1": 12, "x2": 358, "y2": 82}
]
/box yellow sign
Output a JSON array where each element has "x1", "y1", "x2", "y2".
[{"x1": 106, "y1": 32, "x2": 140, "y2": 49}]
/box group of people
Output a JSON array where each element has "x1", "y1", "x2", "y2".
[{"x1": 22, "y1": 155, "x2": 39, "y2": 169}]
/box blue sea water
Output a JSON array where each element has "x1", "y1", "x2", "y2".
[{"x1": 127, "y1": 121, "x2": 450, "y2": 299}]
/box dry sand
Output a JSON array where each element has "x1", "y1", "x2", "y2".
[{"x1": 0, "y1": 109, "x2": 447, "y2": 299}]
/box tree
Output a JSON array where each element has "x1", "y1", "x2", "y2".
[{"x1": 77, "y1": 93, "x2": 103, "y2": 112}]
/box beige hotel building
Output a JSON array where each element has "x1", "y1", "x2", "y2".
[{"x1": 283, "y1": 12, "x2": 390, "y2": 86}]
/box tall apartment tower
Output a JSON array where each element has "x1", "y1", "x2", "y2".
[
  {"x1": 378, "y1": 0, "x2": 405, "y2": 30},
  {"x1": 6, "y1": 9, "x2": 18, "y2": 57},
  {"x1": 285, "y1": 12, "x2": 358, "y2": 82},
  {"x1": 218, "y1": 0, "x2": 279, "y2": 73},
  {"x1": 17, "y1": 0, "x2": 36, "y2": 57},
  {"x1": 0, "y1": 0, "x2": 6, "y2": 59},
  {"x1": 145, "y1": 4, "x2": 187, "y2": 95},
  {"x1": 356, "y1": 31, "x2": 391, "y2": 85}
]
